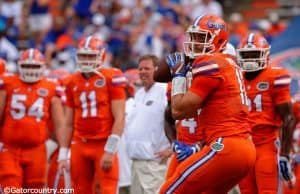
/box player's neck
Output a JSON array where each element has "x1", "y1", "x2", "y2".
[
  {"x1": 244, "y1": 70, "x2": 264, "y2": 81},
  {"x1": 81, "y1": 72, "x2": 96, "y2": 79}
]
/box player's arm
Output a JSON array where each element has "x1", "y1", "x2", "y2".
[
  {"x1": 56, "y1": 106, "x2": 73, "y2": 173},
  {"x1": 110, "y1": 99, "x2": 125, "y2": 137},
  {"x1": 276, "y1": 102, "x2": 296, "y2": 156},
  {"x1": 164, "y1": 102, "x2": 176, "y2": 143},
  {"x1": 56, "y1": 106, "x2": 74, "y2": 149},
  {"x1": 171, "y1": 91, "x2": 202, "y2": 120},
  {"x1": 171, "y1": 76, "x2": 220, "y2": 120}
]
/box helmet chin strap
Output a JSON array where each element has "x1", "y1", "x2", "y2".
[{"x1": 93, "y1": 67, "x2": 105, "y2": 80}]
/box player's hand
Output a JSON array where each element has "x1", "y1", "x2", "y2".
[
  {"x1": 58, "y1": 160, "x2": 70, "y2": 175},
  {"x1": 100, "y1": 152, "x2": 114, "y2": 171},
  {"x1": 279, "y1": 156, "x2": 296, "y2": 188},
  {"x1": 172, "y1": 141, "x2": 200, "y2": 162},
  {"x1": 165, "y1": 52, "x2": 189, "y2": 77}
]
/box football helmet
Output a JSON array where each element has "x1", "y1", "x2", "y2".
[
  {"x1": 18, "y1": 48, "x2": 46, "y2": 83},
  {"x1": 237, "y1": 32, "x2": 270, "y2": 72},
  {"x1": 184, "y1": 14, "x2": 229, "y2": 58},
  {"x1": 77, "y1": 36, "x2": 106, "y2": 73}
]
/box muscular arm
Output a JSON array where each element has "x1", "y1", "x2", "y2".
[
  {"x1": 0, "y1": 90, "x2": 6, "y2": 125},
  {"x1": 111, "y1": 99, "x2": 125, "y2": 136},
  {"x1": 276, "y1": 102, "x2": 296, "y2": 156},
  {"x1": 56, "y1": 106, "x2": 74, "y2": 148},
  {"x1": 171, "y1": 91, "x2": 202, "y2": 120},
  {"x1": 164, "y1": 102, "x2": 176, "y2": 143}
]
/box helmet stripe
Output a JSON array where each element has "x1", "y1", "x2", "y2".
[
  {"x1": 247, "y1": 33, "x2": 255, "y2": 44},
  {"x1": 193, "y1": 15, "x2": 204, "y2": 27},
  {"x1": 29, "y1": 48, "x2": 34, "y2": 60},
  {"x1": 84, "y1": 36, "x2": 92, "y2": 49}
]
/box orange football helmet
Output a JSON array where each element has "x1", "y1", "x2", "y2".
[
  {"x1": 0, "y1": 58, "x2": 6, "y2": 74},
  {"x1": 18, "y1": 48, "x2": 46, "y2": 83},
  {"x1": 184, "y1": 14, "x2": 229, "y2": 58},
  {"x1": 237, "y1": 32, "x2": 270, "y2": 72},
  {"x1": 77, "y1": 36, "x2": 106, "y2": 73}
]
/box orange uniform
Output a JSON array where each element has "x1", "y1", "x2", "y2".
[
  {"x1": 165, "y1": 83, "x2": 203, "y2": 179},
  {"x1": 65, "y1": 68, "x2": 126, "y2": 194},
  {"x1": 239, "y1": 66, "x2": 292, "y2": 193},
  {"x1": 0, "y1": 74, "x2": 61, "y2": 189},
  {"x1": 159, "y1": 53, "x2": 256, "y2": 194}
]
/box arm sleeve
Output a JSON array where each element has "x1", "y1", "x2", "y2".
[
  {"x1": 64, "y1": 81, "x2": 74, "y2": 108},
  {"x1": 273, "y1": 70, "x2": 291, "y2": 105},
  {"x1": 109, "y1": 69, "x2": 126, "y2": 100}
]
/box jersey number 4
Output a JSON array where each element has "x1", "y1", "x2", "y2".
[
  {"x1": 10, "y1": 94, "x2": 44, "y2": 122},
  {"x1": 181, "y1": 118, "x2": 197, "y2": 134}
]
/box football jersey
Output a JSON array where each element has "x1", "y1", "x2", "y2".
[
  {"x1": 189, "y1": 53, "x2": 250, "y2": 144},
  {"x1": 65, "y1": 68, "x2": 126, "y2": 140},
  {"x1": 244, "y1": 66, "x2": 291, "y2": 145},
  {"x1": 0, "y1": 74, "x2": 61, "y2": 147},
  {"x1": 166, "y1": 83, "x2": 203, "y2": 145}
]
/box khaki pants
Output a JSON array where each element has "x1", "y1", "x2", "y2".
[
  {"x1": 130, "y1": 159, "x2": 167, "y2": 194},
  {"x1": 228, "y1": 185, "x2": 240, "y2": 194}
]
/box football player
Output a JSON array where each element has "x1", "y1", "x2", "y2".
[
  {"x1": 237, "y1": 32, "x2": 296, "y2": 193},
  {"x1": 57, "y1": 36, "x2": 126, "y2": 194},
  {"x1": 164, "y1": 43, "x2": 237, "y2": 179},
  {"x1": 159, "y1": 14, "x2": 256, "y2": 194},
  {"x1": 0, "y1": 49, "x2": 65, "y2": 189}
]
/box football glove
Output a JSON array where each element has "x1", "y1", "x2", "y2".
[
  {"x1": 165, "y1": 52, "x2": 189, "y2": 77},
  {"x1": 279, "y1": 156, "x2": 295, "y2": 184},
  {"x1": 172, "y1": 140, "x2": 200, "y2": 162}
]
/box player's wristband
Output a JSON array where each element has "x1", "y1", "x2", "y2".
[
  {"x1": 171, "y1": 76, "x2": 187, "y2": 96},
  {"x1": 104, "y1": 134, "x2": 121, "y2": 154},
  {"x1": 57, "y1": 147, "x2": 69, "y2": 161}
]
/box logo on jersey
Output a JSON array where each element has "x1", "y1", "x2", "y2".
[
  {"x1": 94, "y1": 79, "x2": 105, "y2": 88},
  {"x1": 257, "y1": 82, "x2": 269, "y2": 91},
  {"x1": 210, "y1": 142, "x2": 224, "y2": 151},
  {"x1": 37, "y1": 88, "x2": 49, "y2": 97},
  {"x1": 146, "y1": 100, "x2": 153, "y2": 106}
]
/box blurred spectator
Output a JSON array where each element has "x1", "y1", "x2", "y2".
[
  {"x1": 27, "y1": 0, "x2": 52, "y2": 32},
  {"x1": 267, "y1": 12, "x2": 287, "y2": 38},
  {"x1": 132, "y1": 25, "x2": 164, "y2": 58},
  {"x1": 0, "y1": 18, "x2": 18, "y2": 72},
  {"x1": 189, "y1": 0, "x2": 223, "y2": 20},
  {"x1": 50, "y1": 51, "x2": 76, "y2": 73},
  {"x1": 228, "y1": 12, "x2": 248, "y2": 47},
  {"x1": 84, "y1": 13, "x2": 110, "y2": 41},
  {"x1": 126, "y1": 55, "x2": 170, "y2": 194},
  {"x1": 73, "y1": 0, "x2": 93, "y2": 18},
  {"x1": 0, "y1": 0, "x2": 23, "y2": 25}
]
